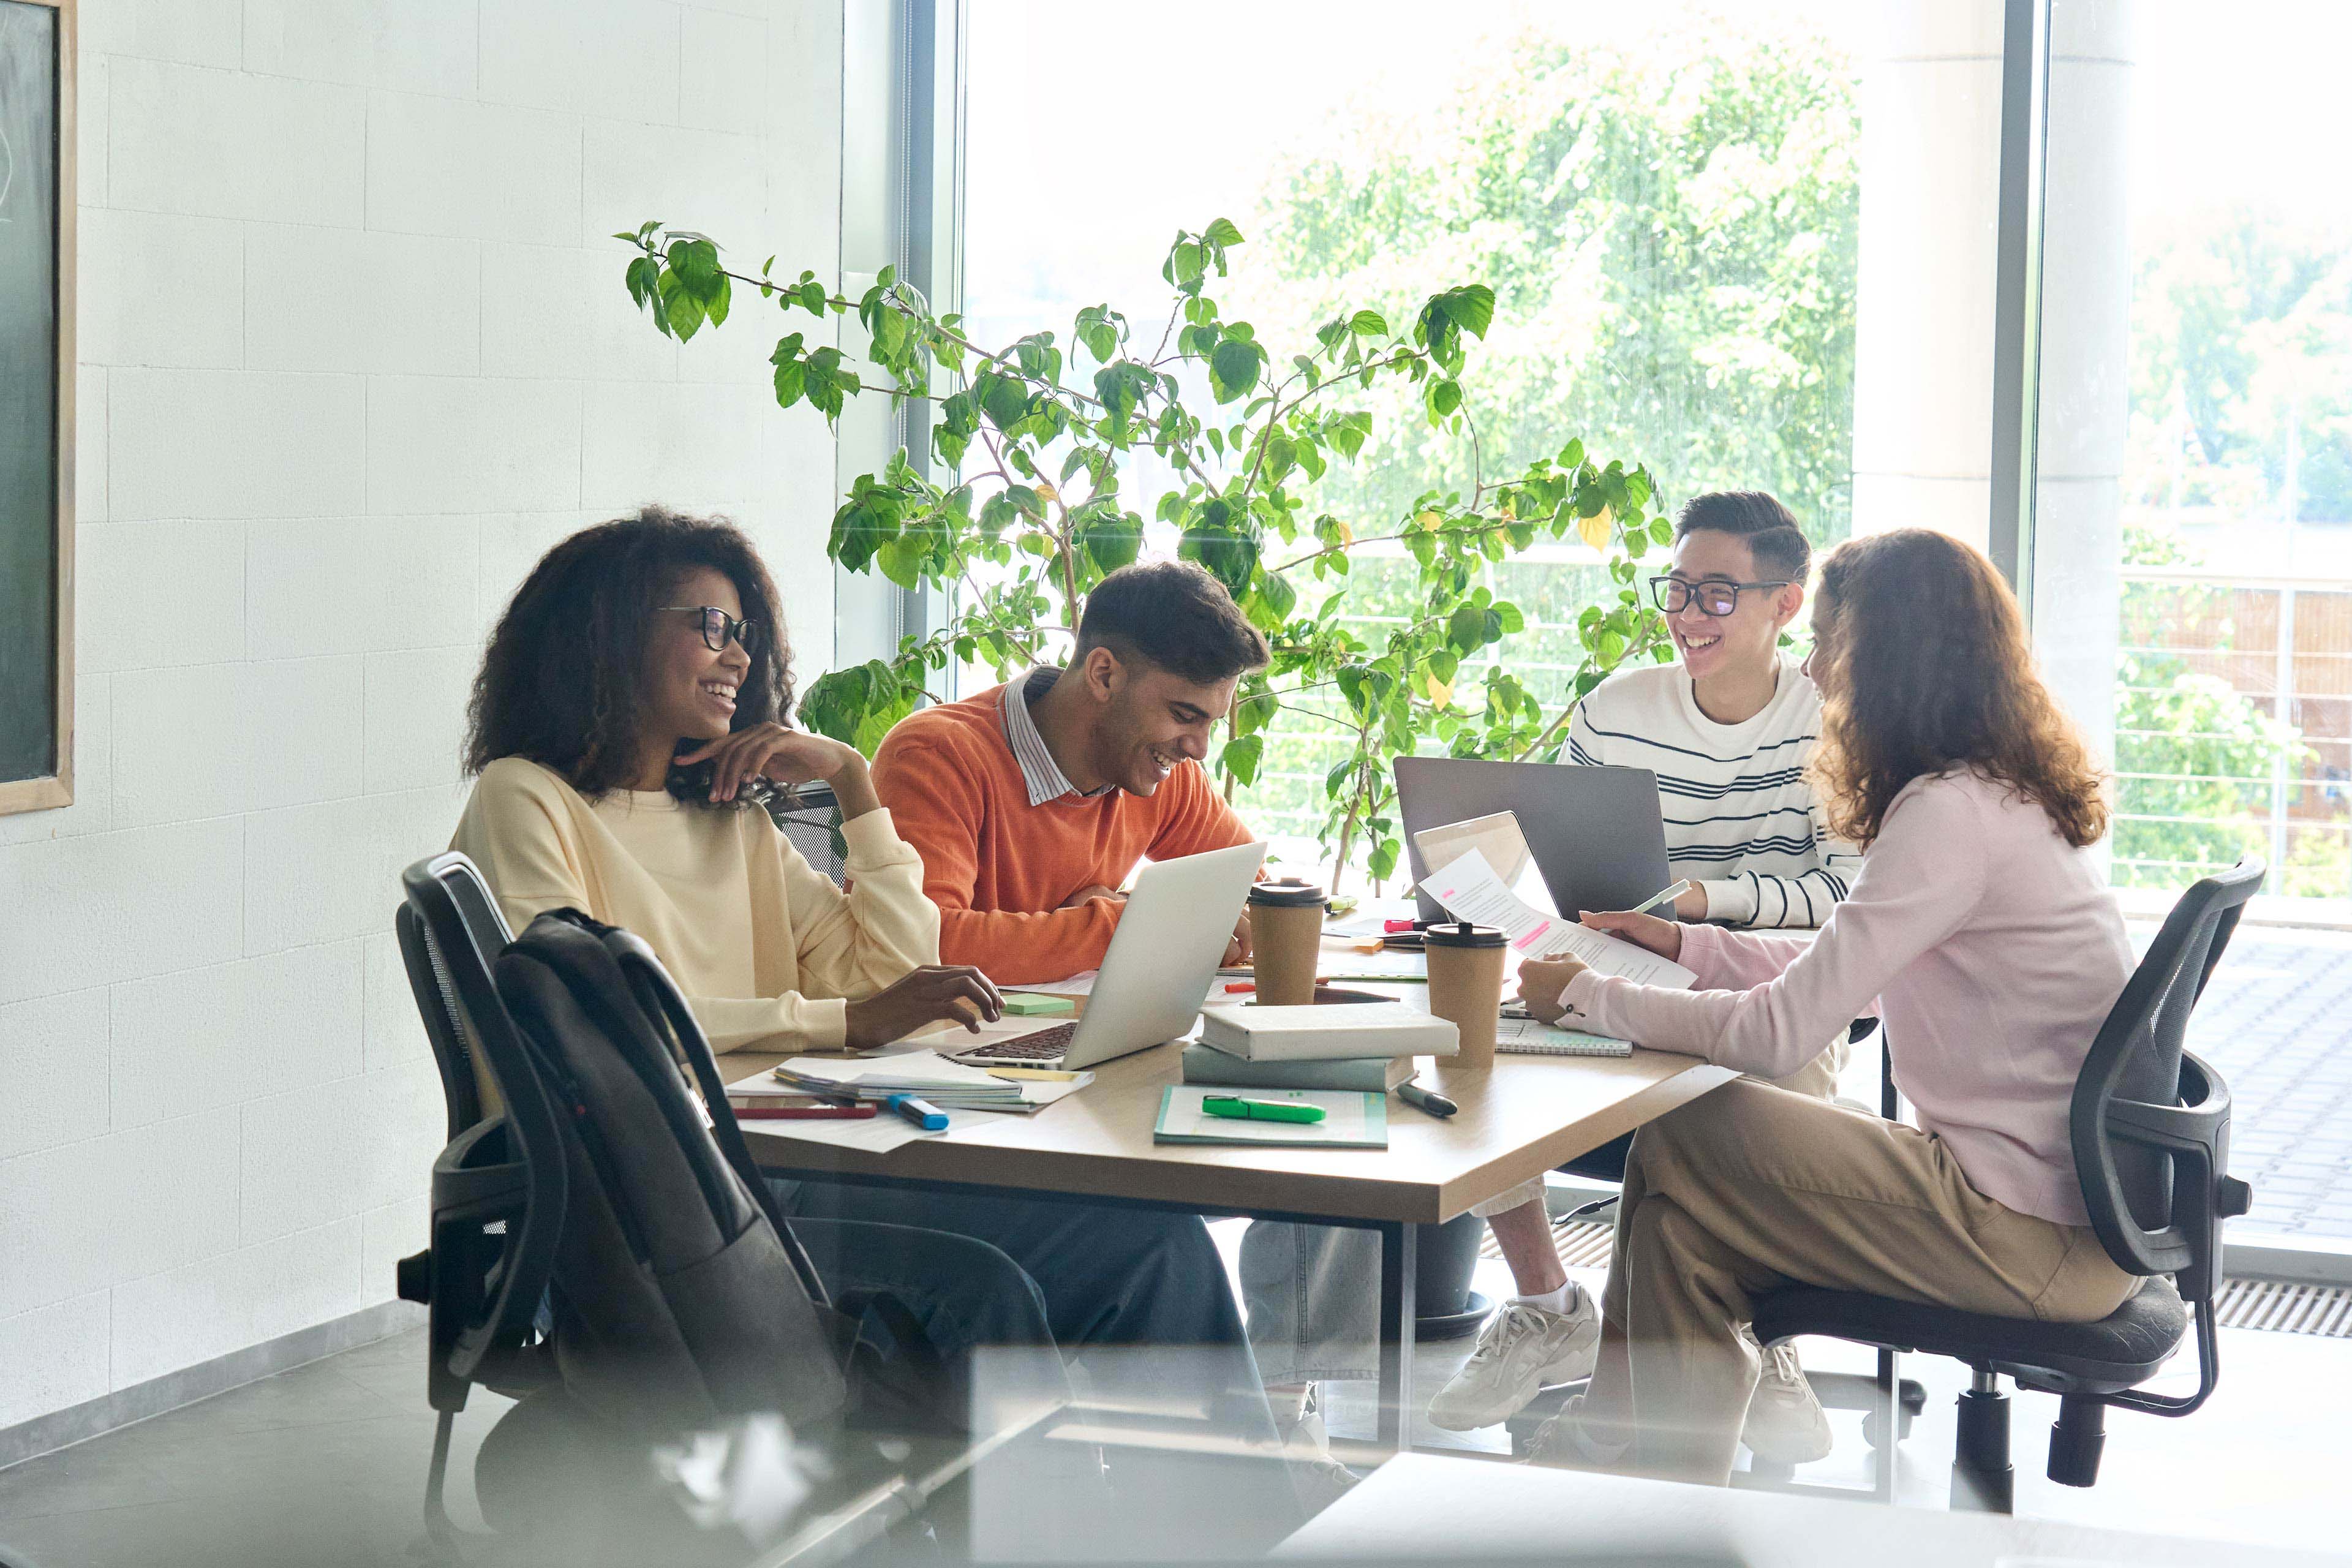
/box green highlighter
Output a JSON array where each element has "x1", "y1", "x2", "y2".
[{"x1": 1200, "y1": 1095, "x2": 1327, "y2": 1125}]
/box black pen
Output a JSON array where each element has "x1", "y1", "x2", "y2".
[{"x1": 1396, "y1": 1080, "x2": 1457, "y2": 1119}]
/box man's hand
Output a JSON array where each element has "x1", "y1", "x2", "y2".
[
  {"x1": 843, "y1": 965, "x2": 1005, "y2": 1050},
  {"x1": 1577, "y1": 907, "x2": 1685, "y2": 960},
  {"x1": 1516, "y1": 954, "x2": 1588, "y2": 1023},
  {"x1": 1672, "y1": 884, "x2": 1709, "y2": 921},
  {"x1": 1223, "y1": 907, "x2": 1253, "y2": 968},
  {"x1": 676, "y1": 723, "x2": 881, "y2": 818},
  {"x1": 1060, "y1": 884, "x2": 1126, "y2": 909}
]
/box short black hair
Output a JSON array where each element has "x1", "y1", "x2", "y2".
[
  {"x1": 1074, "y1": 560, "x2": 1268, "y2": 684},
  {"x1": 1673, "y1": 491, "x2": 1811, "y2": 584}
]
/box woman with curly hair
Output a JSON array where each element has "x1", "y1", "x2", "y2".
[
  {"x1": 452, "y1": 508, "x2": 1292, "y2": 1497},
  {"x1": 1515, "y1": 527, "x2": 2140, "y2": 1485}
]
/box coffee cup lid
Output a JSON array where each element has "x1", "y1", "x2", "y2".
[
  {"x1": 1422, "y1": 921, "x2": 1507, "y2": 948},
  {"x1": 1247, "y1": 879, "x2": 1327, "y2": 908}
]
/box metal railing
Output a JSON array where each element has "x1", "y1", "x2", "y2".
[{"x1": 2115, "y1": 567, "x2": 2352, "y2": 903}]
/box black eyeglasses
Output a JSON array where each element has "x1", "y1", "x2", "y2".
[
  {"x1": 1647, "y1": 576, "x2": 1792, "y2": 617},
  {"x1": 662, "y1": 605, "x2": 761, "y2": 655}
]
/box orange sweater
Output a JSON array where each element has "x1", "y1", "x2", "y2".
[{"x1": 870, "y1": 683, "x2": 1254, "y2": 984}]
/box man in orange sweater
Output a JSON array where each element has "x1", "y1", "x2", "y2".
[{"x1": 872, "y1": 559, "x2": 1266, "y2": 984}]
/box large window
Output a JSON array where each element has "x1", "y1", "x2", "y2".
[
  {"x1": 2035, "y1": 0, "x2": 2351, "y2": 914},
  {"x1": 965, "y1": 0, "x2": 1903, "y2": 867},
  {"x1": 2033, "y1": 0, "x2": 2352, "y2": 1256}
]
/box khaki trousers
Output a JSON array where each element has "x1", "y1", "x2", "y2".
[
  {"x1": 1585, "y1": 1077, "x2": 2137, "y2": 1485},
  {"x1": 1469, "y1": 1034, "x2": 1850, "y2": 1220}
]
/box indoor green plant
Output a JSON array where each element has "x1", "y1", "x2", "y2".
[{"x1": 618, "y1": 219, "x2": 1672, "y2": 890}]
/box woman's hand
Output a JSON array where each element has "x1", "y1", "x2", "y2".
[
  {"x1": 1672, "y1": 884, "x2": 1709, "y2": 921},
  {"x1": 1516, "y1": 954, "x2": 1588, "y2": 1023},
  {"x1": 677, "y1": 724, "x2": 881, "y2": 818},
  {"x1": 843, "y1": 965, "x2": 1005, "y2": 1050},
  {"x1": 1577, "y1": 907, "x2": 1685, "y2": 961},
  {"x1": 1223, "y1": 907, "x2": 1253, "y2": 968}
]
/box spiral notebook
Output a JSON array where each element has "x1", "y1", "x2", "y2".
[{"x1": 1496, "y1": 1017, "x2": 1634, "y2": 1058}]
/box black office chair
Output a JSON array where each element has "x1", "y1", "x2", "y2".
[
  {"x1": 392, "y1": 851, "x2": 1094, "y2": 1564},
  {"x1": 1751, "y1": 859, "x2": 2263, "y2": 1512},
  {"x1": 392, "y1": 854, "x2": 570, "y2": 1528}
]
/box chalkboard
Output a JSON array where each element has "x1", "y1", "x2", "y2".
[{"x1": 0, "y1": 0, "x2": 70, "y2": 815}]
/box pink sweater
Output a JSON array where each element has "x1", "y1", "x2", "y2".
[{"x1": 1557, "y1": 769, "x2": 2132, "y2": 1226}]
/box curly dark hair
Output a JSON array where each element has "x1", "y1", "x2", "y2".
[
  {"x1": 464, "y1": 507, "x2": 793, "y2": 805},
  {"x1": 1809, "y1": 528, "x2": 2106, "y2": 851}
]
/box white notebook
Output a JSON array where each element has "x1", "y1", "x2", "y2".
[{"x1": 1496, "y1": 1017, "x2": 1634, "y2": 1058}]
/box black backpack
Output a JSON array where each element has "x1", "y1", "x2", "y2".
[{"x1": 491, "y1": 907, "x2": 944, "y2": 1439}]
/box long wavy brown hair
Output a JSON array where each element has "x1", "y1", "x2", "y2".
[
  {"x1": 465, "y1": 507, "x2": 793, "y2": 805},
  {"x1": 1809, "y1": 529, "x2": 2106, "y2": 850}
]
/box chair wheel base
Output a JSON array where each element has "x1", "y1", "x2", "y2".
[
  {"x1": 2049, "y1": 1396, "x2": 2107, "y2": 1489},
  {"x1": 1950, "y1": 1386, "x2": 2015, "y2": 1513}
]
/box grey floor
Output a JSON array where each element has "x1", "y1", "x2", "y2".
[{"x1": 5, "y1": 1247, "x2": 2350, "y2": 1567}]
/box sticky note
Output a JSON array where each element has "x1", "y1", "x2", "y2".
[{"x1": 1001, "y1": 993, "x2": 1074, "y2": 1016}]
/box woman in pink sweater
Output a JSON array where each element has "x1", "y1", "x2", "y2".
[{"x1": 1518, "y1": 528, "x2": 2140, "y2": 1485}]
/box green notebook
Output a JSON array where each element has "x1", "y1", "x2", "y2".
[{"x1": 1152, "y1": 1085, "x2": 1390, "y2": 1148}]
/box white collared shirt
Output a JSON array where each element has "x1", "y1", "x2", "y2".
[{"x1": 1000, "y1": 666, "x2": 1115, "y2": 807}]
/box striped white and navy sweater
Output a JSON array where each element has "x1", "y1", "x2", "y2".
[{"x1": 1565, "y1": 655, "x2": 1860, "y2": 929}]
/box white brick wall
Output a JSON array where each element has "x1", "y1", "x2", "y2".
[{"x1": 0, "y1": 0, "x2": 845, "y2": 1427}]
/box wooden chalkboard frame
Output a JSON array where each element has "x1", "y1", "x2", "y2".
[{"x1": 0, "y1": 0, "x2": 74, "y2": 816}]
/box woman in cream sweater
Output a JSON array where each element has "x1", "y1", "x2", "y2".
[{"x1": 453, "y1": 508, "x2": 1284, "y2": 1477}]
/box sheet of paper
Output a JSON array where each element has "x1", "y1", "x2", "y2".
[
  {"x1": 771, "y1": 1048, "x2": 1014, "y2": 1092},
  {"x1": 740, "y1": 1102, "x2": 1000, "y2": 1153},
  {"x1": 1524, "y1": 920, "x2": 1697, "y2": 989},
  {"x1": 1310, "y1": 943, "x2": 1429, "y2": 982},
  {"x1": 1159, "y1": 1085, "x2": 1377, "y2": 1144},
  {"x1": 1421, "y1": 848, "x2": 1696, "y2": 988},
  {"x1": 1412, "y1": 810, "x2": 1535, "y2": 891},
  {"x1": 1012, "y1": 970, "x2": 1099, "y2": 997}
]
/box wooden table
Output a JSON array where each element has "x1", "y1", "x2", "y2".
[{"x1": 733, "y1": 1000, "x2": 1733, "y2": 1450}]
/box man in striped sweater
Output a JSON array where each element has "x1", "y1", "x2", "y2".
[{"x1": 1427, "y1": 492, "x2": 1860, "y2": 1463}]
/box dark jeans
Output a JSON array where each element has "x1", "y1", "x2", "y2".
[
  {"x1": 782, "y1": 1212, "x2": 1071, "y2": 1421},
  {"x1": 771, "y1": 1180, "x2": 1280, "y2": 1449}
]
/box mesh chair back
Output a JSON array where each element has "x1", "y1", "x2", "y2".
[
  {"x1": 2071, "y1": 859, "x2": 2263, "y2": 1285},
  {"x1": 767, "y1": 782, "x2": 846, "y2": 888},
  {"x1": 399, "y1": 902, "x2": 487, "y2": 1139}
]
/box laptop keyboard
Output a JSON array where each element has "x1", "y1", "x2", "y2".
[{"x1": 954, "y1": 1021, "x2": 1078, "y2": 1062}]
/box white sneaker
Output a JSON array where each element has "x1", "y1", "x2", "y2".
[
  {"x1": 1740, "y1": 1338, "x2": 1833, "y2": 1464},
  {"x1": 1426, "y1": 1295, "x2": 1600, "y2": 1431},
  {"x1": 1522, "y1": 1392, "x2": 1629, "y2": 1469},
  {"x1": 1271, "y1": 1384, "x2": 1359, "y2": 1507}
]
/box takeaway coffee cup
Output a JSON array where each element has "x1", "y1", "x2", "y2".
[
  {"x1": 1423, "y1": 921, "x2": 1509, "y2": 1068},
  {"x1": 1246, "y1": 880, "x2": 1327, "y2": 1006}
]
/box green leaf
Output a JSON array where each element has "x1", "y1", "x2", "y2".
[
  {"x1": 1209, "y1": 338, "x2": 1264, "y2": 404},
  {"x1": 1079, "y1": 510, "x2": 1143, "y2": 574},
  {"x1": 1349, "y1": 309, "x2": 1388, "y2": 336},
  {"x1": 1202, "y1": 217, "x2": 1244, "y2": 248},
  {"x1": 1218, "y1": 733, "x2": 1264, "y2": 788},
  {"x1": 624, "y1": 255, "x2": 659, "y2": 311},
  {"x1": 1368, "y1": 837, "x2": 1400, "y2": 881}
]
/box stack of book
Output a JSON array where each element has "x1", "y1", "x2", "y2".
[{"x1": 1185, "y1": 1001, "x2": 1457, "y2": 1091}]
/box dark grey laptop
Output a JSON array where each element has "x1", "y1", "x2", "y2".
[{"x1": 1393, "y1": 756, "x2": 1673, "y2": 923}]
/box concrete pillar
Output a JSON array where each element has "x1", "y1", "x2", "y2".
[
  {"x1": 1850, "y1": 3, "x2": 2005, "y2": 550},
  {"x1": 2030, "y1": 1, "x2": 2136, "y2": 768},
  {"x1": 1850, "y1": 1, "x2": 2135, "y2": 767}
]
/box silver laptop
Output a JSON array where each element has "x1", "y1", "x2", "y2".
[
  {"x1": 1394, "y1": 756, "x2": 1672, "y2": 923},
  {"x1": 948, "y1": 840, "x2": 1267, "y2": 1070}
]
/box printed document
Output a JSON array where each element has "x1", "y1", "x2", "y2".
[{"x1": 1421, "y1": 848, "x2": 1697, "y2": 989}]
